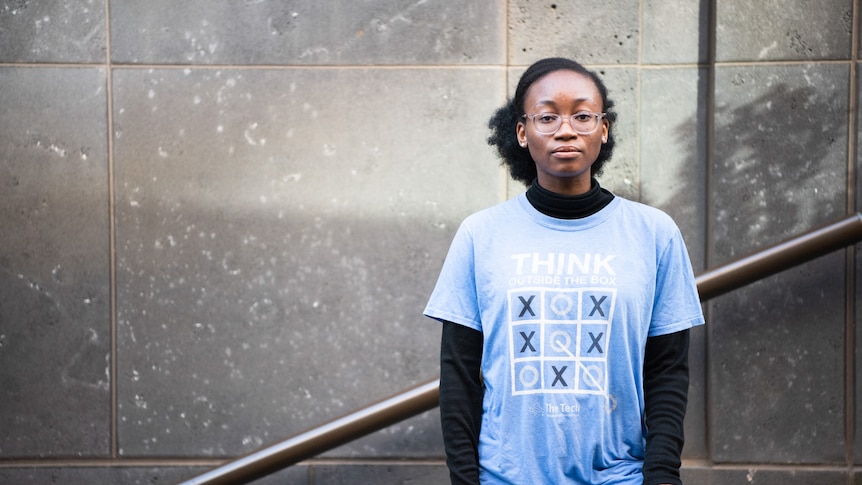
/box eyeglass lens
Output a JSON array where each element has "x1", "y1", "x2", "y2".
[{"x1": 531, "y1": 113, "x2": 600, "y2": 134}]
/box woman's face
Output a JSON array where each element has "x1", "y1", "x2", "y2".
[{"x1": 516, "y1": 70, "x2": 609, "y2": 195}]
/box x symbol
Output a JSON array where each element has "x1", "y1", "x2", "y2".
[
  {"x1": 518, "y1": 295, "x2": 536, "y2": 317},
  {"x1": 551, "y1": 365, "x2": 568, "y2": 387},
  {"x1": 519, "y1": 331, "x2": 536, "y2": 353},
  {"x1": 588, "y1": 295, "x2": 607, "y2": 317},
  {"x1": 587, "y1": 332, "x2": 604, "y2": 354}
]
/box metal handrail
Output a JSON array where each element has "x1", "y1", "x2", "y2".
[
  {"x1": 180, "y1": 212, "x2": 862, "y2": 485},
  {"x1": 695, "y1": 213, "x2": 862, "y2": 300}
]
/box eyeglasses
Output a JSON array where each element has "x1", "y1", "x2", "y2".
[{"x1": 522, "y1": 111, "x2": 606, "y2": 135}]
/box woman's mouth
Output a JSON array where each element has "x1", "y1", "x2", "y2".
[{"x1": 552, "y1": 146, "x2": 581, "y2": 156}]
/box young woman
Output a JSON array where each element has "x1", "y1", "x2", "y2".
[{"x1": 424, "y1": 58, "x2": 704, "y2": 485}]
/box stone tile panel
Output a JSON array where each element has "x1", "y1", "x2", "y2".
[
  {"x1": 509, "y1": 0, "x2": 640, "y2": 66},
  {"x1": 311, "y1": 463, "x2": 448, "y2": 484},
  {"x1": 709, "y1": 254, "x2": 846, "y2": 464},
  {"x1": 640, "y1": 67, "x2": 707, "y2": 268},
  {"x1": 642, "y1": 0, "x2": 708, "y2": 65},
  {"x1": 0, "y1": 67, "x2": 110, "y2": 457},
  {"x1": 0, "y1": 1, "x2": 106, "y2": 63},
  {"x1": 856, "y1": 61, "x2": 862, "y2": 465},
  {"x1": 716, "y1": 0, "x2": 852, "y2": 62},
  {"x1": 712, "y1": 64, "x2": 848, "y2": 254},
  {"x1": 0, "y1": 465, "x2": 308, "y2": 485},
  {"x1": 685, "y1": 466, "x2": 849, "y2": 485},
  {"x1": 110, "y1": 0, "x2": 504, "y2": 65},
  {"x1": 112, "y1": 66, "x2": 503, "y2": 456},
  {"x1": 597, "y1": 67, "x2": 640, "y2": 200}
]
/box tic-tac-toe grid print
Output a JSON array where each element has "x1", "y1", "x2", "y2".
[{"x1": 509, "y1": 287, "x2": 616, "y2": 396}]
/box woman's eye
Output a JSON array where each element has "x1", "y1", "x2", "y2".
[
  {"x1": 573, "y1": 113, "x2": 592, "y2": 122},
  {"x1": 537, "y1": 114, "x2": 558, "y2": 124}
]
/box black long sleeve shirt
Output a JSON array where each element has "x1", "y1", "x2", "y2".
[{"x1": 439, "y1": 179, "x2": 691, "y2": 485}]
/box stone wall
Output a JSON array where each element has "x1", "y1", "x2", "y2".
[{"x1": 0, "y1": 1, "x2": 859, "y2": 483}]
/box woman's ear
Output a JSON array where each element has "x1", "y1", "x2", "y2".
[{"x1": 516, "y1": 122, "x2": 527, "y2": 148}]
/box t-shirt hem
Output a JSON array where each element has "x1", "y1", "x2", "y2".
[
  {"x1": 423, "y1": 308, "x2": 482, "y2": 333},
  {"x1": 648, "y1": 315, "x2": 705, "y2": 338}
]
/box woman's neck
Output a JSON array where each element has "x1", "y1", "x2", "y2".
[{"x1": 525, "y1": 178, "x2": 614, "y2": 219}]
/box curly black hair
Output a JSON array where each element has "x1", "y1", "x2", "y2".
[{"x1": 488, "y1": 58, "x2": 617, "y2": 186}]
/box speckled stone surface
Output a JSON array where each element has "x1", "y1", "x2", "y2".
[
  {"x1": 709, "y1": 63, "x2": 849, "y2": 463},
  {"x1": 508, "y1": 0, "x2": 641, "y2": 65},
  {"x1": 716, "y1": 0, "x2": 852, "y2": 62},
  {"x1": 712, "y1": 64, "x2": 848, "y2": 253},
  {"x1": 642, "y1": 0, "x2": 708, "y2": 64},
  {"x1": 856, "y1": 61, "x2": 862, "y2": 466},
  {"x1": 0, "y1": 67, "x2": 111, "y2": 457},
  {"x1": 596, "y1": 67, "x2": 640, "y2": 201},
  {"x1": 110, "y1": 0, "x2": 505, "y2": 65},
  {"x1": 709, "y1": 253, "x2": 846, "y2": 463},
  {"x1": 311, "y1": 463, "x2": 449, "y2": 484},
  {"x1": 111, "y1": 66, "x2": 502, "y2": 456},
  {"x1": 640, "y1": 67, "x2": 707, "y2": 269},
  {"x1": 684, "y1": 466, "x2": 849, "y2": 485},
  {"x1": 639, "y1": 67, "x2": 709, "y2": 460},
  {"x1": 0, "y1": 0, "x2": 106, "y2": 63},
  {"x1": 0, "y1": 465, "x2": 309, "y2": 485}
]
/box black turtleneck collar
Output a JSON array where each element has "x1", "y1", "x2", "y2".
[{"x1": 525, "y1": 178, "x2": 615, "y2": 219}]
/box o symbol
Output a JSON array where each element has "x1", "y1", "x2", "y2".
[
  {"x1": 519, "y1": 365, "x2": 539, "y2": 387},
  {"x1": 583, "y1": 365, "x2": 604, "y2": 389},
  {"x1": 550, "y1": 331, "x2": 572, "y2": 353},
  {"x1": 550, "y1": 293, "x2": 574, "y2": 316}
]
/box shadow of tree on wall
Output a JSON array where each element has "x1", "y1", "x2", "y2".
[
  {"x1": 709, "y1": 81, "x2": 846, "y2": 260},
  {"x1": 672, "y1": 76, "x2": 849, "y2": 464}
]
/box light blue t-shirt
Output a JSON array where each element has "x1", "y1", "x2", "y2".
[{"x1": 425, "y1": 194, "x2": 705, "y2": 485}]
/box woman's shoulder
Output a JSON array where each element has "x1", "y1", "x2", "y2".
[
  {"x1": 612, "y1": 197, "x2": 680, "y2": 232},
  {"x1": 461, "y1": 194, "x2": 525, "y2": 225},
  {"x1": 614, "y1": 196, "x2": 674, "y2": 220}
]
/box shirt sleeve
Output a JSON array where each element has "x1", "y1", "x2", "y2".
[
  {"x1": 424, "y1": 221, "x2": 483, "y2": 332},
  {"x1": 643, "y1": 223, "x2": 701, "y2": 484},
  {"x1": 649, "y1": 227, "x2": 704, "y2": 337},
  {"x1": 439, "y1": 320, "x2": 484, "y2": 484},
  {"x1": 642, "y1": 329, "x2": 690, "y2": 485}
]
